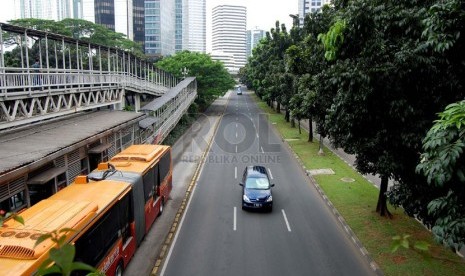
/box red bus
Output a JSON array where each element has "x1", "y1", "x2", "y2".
[{"x1": 0, "y1": 144, "x2": 172, "y2": 276}]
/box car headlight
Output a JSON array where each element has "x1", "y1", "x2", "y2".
[
  {"x1": 243, "y1": 195, "x2": 251, "y2": 203},
  {"x1": 266, "y1": 195, "x2": 273, "y2": 202}
]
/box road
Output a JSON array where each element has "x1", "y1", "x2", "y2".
[{"x1": 160, "y1": 89, "x2": 375, "y2": 275}]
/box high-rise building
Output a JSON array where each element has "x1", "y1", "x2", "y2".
[
  {"x1": 14, "y1": 0, "x2": 75, "y2": 21},
  {"x1": 246, "y1": 28, "x2": 265, "y2": 57},
  {"x1": 175, "y1": 0, "x2": 184, "y2": 52},
  {"x1": 174, "y1": 0, "x2": 206, "y2": 53},
  {"x1": 144, "y1": 0, "x2": 175, "y2": 57},
  {"x1": 186, "y1": 0, "x2": 206, "y2": 53},
  {"x1": 80, "y1": 0, "x2": 144, "y2": 45},
  {"x1": 298, "y1": 0, "x2": 330, "y2": 24},
  {"x1": 212, "y1": 5, "x2": 246, "y2": 74}
]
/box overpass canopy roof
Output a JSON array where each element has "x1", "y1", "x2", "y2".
[
  {"x1": 140, "y1": 77, "x2": 195, "y2": 112},
  {"x1": 0, "y1": 110, "x2": 144, "y2": 175}
]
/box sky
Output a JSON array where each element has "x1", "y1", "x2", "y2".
[
  {"x1": 0, "y1": 0, "x2": 298, "y2": 51},
  {"x1": 0, "y1": 0, "x2": 15, "y2": 23}
]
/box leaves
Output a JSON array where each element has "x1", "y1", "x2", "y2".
[
  {"x1": 156, "y1": 51, "x2": 235, "y2": 110},
  {"x1": 35, "y1": 229, "x2": 98, "y2": 276},
  {"x1": 391, "y1": 234, "x2": 430, "y2": 253},
  {"x1": 0, "y1": 212, "x2": 24, "y2": 227},
  {"x1": 318, "y1": 19, "x2": 346, "y2": 61},
  {"x1": 245, "y1": 0, "x2": 465, "y2": 250}
]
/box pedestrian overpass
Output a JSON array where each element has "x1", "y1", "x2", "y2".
[{"x1": 0, "y1": 22, "x2": 197, "y2": 134}]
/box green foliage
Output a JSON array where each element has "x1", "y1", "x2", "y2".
[
  {"x1": 416, "y1": 100, "x2": 465, "y2": 250},
  {"x1": 421, "y1": 0, "x2": 464, "y2": 54},
  {"x1": 123, "y1": 105, "x2": 135, "y2": 112},
  {"x1": 35, "y1": 228, "x2": 103, "y2": 276},
  {"x1": 318, "y1": 19, "x2": 346, "y2": 61},
  {"x1": 245, "y1": 21, "x2": 294, "y2": 112},
  {"x1": 391, "y1": 234, "x2": 430, "y2": 253},
  {"x1": 245, "y1": 0, "x2": 465, "y2": 246},
  {"x1": 156, "y1": 51, "x2": 234, "y2": 110},
  {"x1": 0, "y1": 210, "x2": 24, "y2": 227}
]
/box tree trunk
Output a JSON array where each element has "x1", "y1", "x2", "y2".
[
  {"x1": 308, "y1": 118, "x2": 313, "y2": 142},
  {"x1": 376, "y1": 176, "x2": 393, "y2": 218},
  {"x1": 277, "y1": 102, "x2": 281, "y2": 113},
  {"x1": 298, "y1": 120, "x2": 301, "y2": 134},
  {"x1": 318, "y1": 134, "x2": 325, "y2": 156},
  {"x1": 285, "y1": 109, "x2": 290, "y2": 122},
  {"x1": 291, "y1": 117, "x2": 295, "y2": 127}
]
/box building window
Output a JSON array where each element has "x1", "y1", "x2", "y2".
[{"x1": 0, "y1": 191, "x2": 26, "y2": 213}]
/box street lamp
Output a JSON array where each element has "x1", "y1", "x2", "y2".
[{"x1": 181, "y1": 67, "x2": 189, "y2": 79}]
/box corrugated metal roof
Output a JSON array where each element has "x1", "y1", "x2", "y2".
[{"x1": 0, "y1": 111, "x2": 144, "y2": 175}]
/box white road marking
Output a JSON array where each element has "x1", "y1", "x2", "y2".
[
  {"x1": 236, "y1": 131, "x2": 238, "y2": 138},
  {"x1": 235, "y1": 145, "x2": 238, "y2": 153},
  {"x1": 235, "y1": 166, "x2": 237, "y2": 179},
  {"x1": 282, "y1": 209, "x2": 292, "y2": 232},
  {"x1": 234, "y1": 207, "x2": 237, "y2": 231},
  {"x1": 267, "y1": 168, "x2": 274, "y2": 179},
  {"x1": 256, "y1": 133, "x2": 259, "y2": 138},
  {"x1": 236, "y1": 123, "x2": 238, "y2": 128},
  {"x1": 260, "y1": 146, "x2": 264, "y2": 153}
]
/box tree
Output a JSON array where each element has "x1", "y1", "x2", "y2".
[
  {"x1": 416, "y1": 100, "x2": 465, "y2": 250},
  {"x1": 238, "y1": 66, "x2": 251, "y2": 88},
  {"x1": 322, "y1": 0, "x2": 465, "y2": 218},
  {"x1": 286, "y1": 7, "x2": 335, "y2": 144},
  {"x1": 388, "y1": 0, "x2": 465, "y2": 227},
  {"x1": 156, "y1": 51, "x2": 235, "y2": 110}
]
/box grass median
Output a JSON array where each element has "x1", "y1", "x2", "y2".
[{"x1": 251, "y1": 93, "x2": 465, "y2": 276}]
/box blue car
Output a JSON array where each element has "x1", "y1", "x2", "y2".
[{"x1": 239, "y1": 166, "x2": 275, "y2": 212}]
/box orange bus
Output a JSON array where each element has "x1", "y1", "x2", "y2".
[{"x1": 0, "y1": 144, "x2": 172, "y2": 276}]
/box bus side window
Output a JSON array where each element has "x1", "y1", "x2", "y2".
[
  {"x1": 159, "y1": 151, "x2": 171, "y2": 184},
  {"x1": 74, "y1": 208, "x2": 119, "y2": 267},
  {"x1": 118, "y1": 192, "x2": 133, "y2": 243},
  {"x1": 143, "y1": 167, "x2": 155, "y2": 202}
]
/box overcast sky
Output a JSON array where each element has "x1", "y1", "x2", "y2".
[
  {"x1": 1, "y1": 0, "x2": 298, "y2": 52},
  {"x1": 0, "y1": 0, "x2": 15, "y2": 23}
]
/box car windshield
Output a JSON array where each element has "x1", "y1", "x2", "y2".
[{"x1": 245, "y1": 177, "x2": 269, "y2": 189}]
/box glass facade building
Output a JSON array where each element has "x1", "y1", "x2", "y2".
[
  {"x1": 144, "y1": 0, "x2": 161, "y2": 55},
  {"x1": 246, "y1": 29, "x2": 265, "y2": 57}
]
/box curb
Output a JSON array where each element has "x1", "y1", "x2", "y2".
[
  {"x1": 259, "y1": 99, "x2": 383, "y2": 275},
  {"x1": 151, "y1": 93, "x2": 230, "y2": 276}
]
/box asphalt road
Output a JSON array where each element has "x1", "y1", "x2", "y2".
[{"x1": 160, "y1": 90, "x2": 375, "y2": 276}]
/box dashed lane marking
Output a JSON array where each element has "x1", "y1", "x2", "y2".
[{"x1": 282, "y1": 209, "x2": 292, "y2": 232}]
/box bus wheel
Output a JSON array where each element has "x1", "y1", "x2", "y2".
[
  {"x1": 158, "y1": 198, "x2": 164, "y2": 216},
  {"x1": 115, "y1": 262, "x2": 123, "y2": 276}
]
